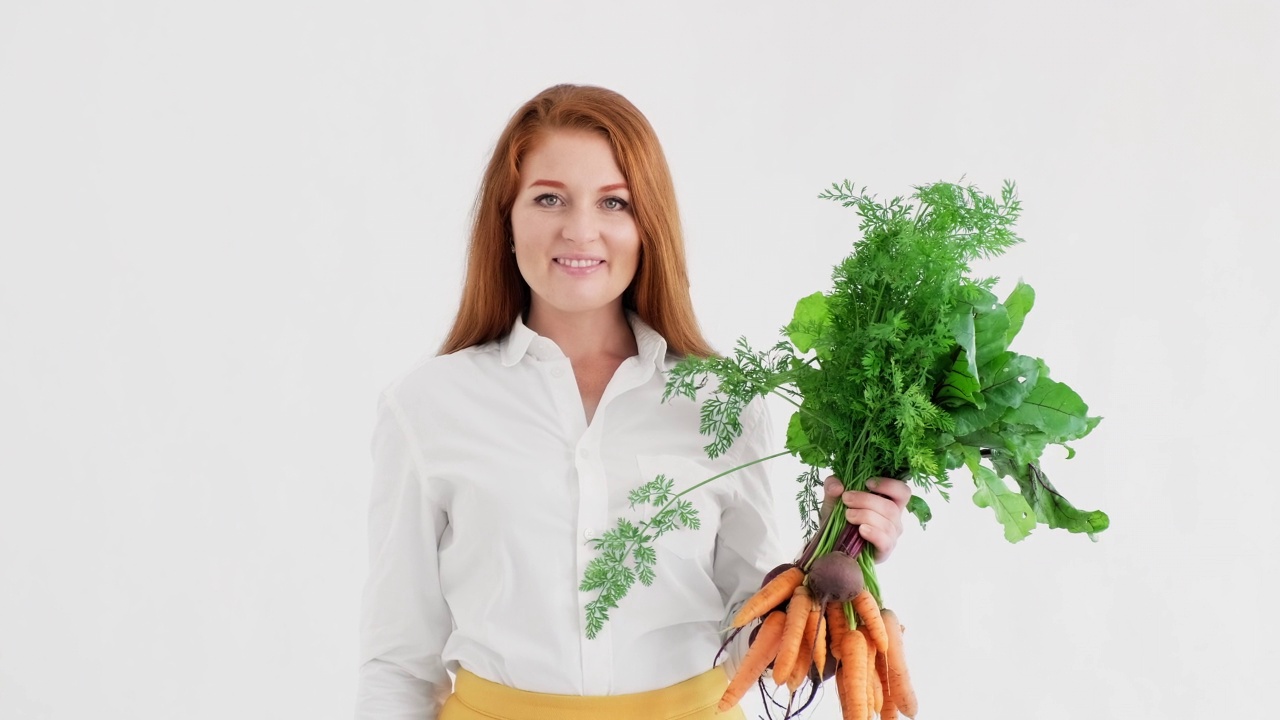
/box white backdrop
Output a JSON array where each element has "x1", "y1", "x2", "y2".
[{"x1": 2, "y1": 1, "x2": 1276, "y2": 718}]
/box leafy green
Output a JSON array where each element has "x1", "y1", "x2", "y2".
[
  {"x1": 970, "y1": 288, "x2": 1011, "y2": 368},
  {"x1": 949, "y1": 311, "x2": 979, "y2": 380},
  {"x1": 936, "y1": 350, "x2": 984, "y2": 409},
  {"x1": 578, "y1": 450, "x2": 791, "y2": 638},
  {"x1": 1004, "y1": 280, "x2": 1035, "y2": 345},
  {"x1": 579, "y1": 474, "x2": 700, "y2": 639},
  {"x1": 793, "y1": 465, "x2": 823, "y2": 541},
  {"x1": 785, "y1": 292, "x2": 830, "y2": 356},
  {"x1": 964, "y1": 446, "x2": 1036, "y2": 542},
  {"x1": 578, "y1": 178, "x2": 1108, "y2": 638},
  {"x1": 906, "y1": 495, "x2": 933, "y2": 527},
  {"x1": 694, "y1": 179, "x2": 1107, "y2": 542},
  {"x1": 990, "y1": 452, "x2": 1110, "y2": 540},
  {"x1": 980, "y1": 352, "x2": 1040, "y2": 409},
  {"x1": 1005, "y1": 373, "x2": 1091, "y2": 440}
]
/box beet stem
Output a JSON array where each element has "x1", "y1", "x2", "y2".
[{"x1": 835, "y1": 524, "x2": 865, "y2": 558}]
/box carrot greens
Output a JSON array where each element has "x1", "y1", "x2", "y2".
[{"x1": 579, "y1": 179, "x2": 1107, "y2": 645}]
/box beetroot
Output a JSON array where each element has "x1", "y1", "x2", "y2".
[
  {"x1": 805, "y1": 550, "x2": 864, "y2": 604},
  {"x1": 761, "y1": 562, "x2": 796, "y2": 588}
]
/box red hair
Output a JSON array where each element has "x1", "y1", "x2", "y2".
[{"x1": 436, "y1": 83, "x2": 717, "y2": 359}]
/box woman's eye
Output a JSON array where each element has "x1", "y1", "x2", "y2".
[
  {"x1": 534, "y1": 194, "x2": 562, "y2": 207},
  {"x1": 603, "y1": 197, "x2": 629, "y2": 211}
]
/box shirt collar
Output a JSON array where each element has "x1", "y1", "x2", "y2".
[{"x1": 499, "y1": 309, "x2": 669, "y2": 371}]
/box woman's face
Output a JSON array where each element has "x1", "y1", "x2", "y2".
[{"x1": 509, "y1": 129, "x2": 640, "y2": 321}]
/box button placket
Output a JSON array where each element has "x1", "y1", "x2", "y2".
[
  {"x1": 574, "y1": 431, "x2": 612, "y2": 693},
  {"x1": 576, "y1": 439, "x2": 604, "y2": 546}
]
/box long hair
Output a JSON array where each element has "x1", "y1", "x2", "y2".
[{"x1": 435, "y1": 83, "x2": 717, "y2": 359}]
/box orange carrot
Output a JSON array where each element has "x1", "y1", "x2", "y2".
[
  {"x1": 863, "y1": 629, "x2": 881, "y2": 714},
  {"x1": 778, "y1": 617, "x2": 808, "y2": 691},
  {"x1": 852, "y1": 589, "x2": 888, "y2": 655},
  {"x1": 784, "y1": 653, "x2": 808, "y2": 694},
  {"x1": 875, "y1": 649, "x2": 890, "y2": 712},
  {"x1": 844, "y1": 628, "x2": 869, "y2": 720},
  {"x1": 785, "y1": 607, "x2": 818, "y2": 693},
  {"x1": 881, "y1": 608, "x2": 918, "y2": 718},
  {"x1": 835, "y1": 655, "x2": 854, "y2": 720},
  {"x1": 812, "y1": 611, "x2": 828, "y2": 678},
  {"x1": 732, "y1": 567, "x2": 804, "y2": 628},
  {"x1": 719, "y1": 610, "x2": 786, "y2": 712},
  {"x1": 826, "y1": 601, "x2": 850, "y2": 661},
  {"x1": 882, "y1": 699, "x2": 899, "y2": 720},
  {"x1": 771, "y1": 585, "x2": 813, "y2": 684},
  {"x1": 867, "y1": 679, "x2": 874, "y2": 720}
]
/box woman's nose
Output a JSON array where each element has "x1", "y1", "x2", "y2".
[{"x1": 561, "y1": 204, "x2": 601, "y2": 243}]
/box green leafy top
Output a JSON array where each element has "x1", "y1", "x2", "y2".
[
  {"x1": 578, "y1": 474, "x2": 696, "y2": 639},
  {"x1": 578, "y1": 179, "x2": 1108, "y2": 639},
  {"x1": 664, "y1": 179, "x2": 1105, "y2": 542}
]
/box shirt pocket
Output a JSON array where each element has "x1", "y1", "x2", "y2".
[{"x1": 634, "y1": 453, "x2": 722, "y2": 563}]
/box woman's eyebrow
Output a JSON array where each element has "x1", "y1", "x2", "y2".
[{"x1": 529, "y1": 179, "x2": 628, "y2": 192}]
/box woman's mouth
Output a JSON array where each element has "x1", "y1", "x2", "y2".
[{"x1": 554, "y1": 258, "x2": 605, "y2": 275}]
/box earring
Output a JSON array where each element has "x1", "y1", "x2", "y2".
[{"x1": 508, "y1": 235, "x2": 515, "y2": 253}]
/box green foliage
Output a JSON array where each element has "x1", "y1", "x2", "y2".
[
  {"x1": 659, "y1": 178, "x2": 1106, "y2": 542},
  {"x1": 906, "y1": 495, "x2": 933, "y2": 527},
  {"x1": 964, "y1": 446, "x2": 1036, "y2": 542},
  {"x1": 579, "y1": 473, "x2": 702, "y2": 639},
  {"x1": 1004, "y1": 280, "x2": 1035, "y2": 345},
  {"x1": 578, "y1": 177, "x2": 1109, "y2": 638},
  {"x1": 794, "y1": 465, "x2": 824, "y2": 541},
  {"x1": 661, "y1": 337, "x2": 795, "y2": 459}
]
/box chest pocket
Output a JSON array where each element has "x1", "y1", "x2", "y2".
[{"x1": 634, "y1": 453, "x2": 724, "y2": 563}]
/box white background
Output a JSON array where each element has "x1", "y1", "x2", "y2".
[{"x1": 2, "y1": 1, "x2": 1276, "y2": 718}]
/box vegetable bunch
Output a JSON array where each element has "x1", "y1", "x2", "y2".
[
  {"x1": 579, "y1": 179, "x2": 1107, "y2": 716},
  {"x1": 718, "y1": 562, "x2": 916, "y2": 719}
]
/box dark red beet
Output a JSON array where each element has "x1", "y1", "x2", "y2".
[
  {"x1": 805, "y1": 550, "x2": 864, "y2": 605},
  {"x1": 761, "y1": 562, "x2": 796, "y2": 588}
]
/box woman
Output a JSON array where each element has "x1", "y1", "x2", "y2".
[{"x1": 355, "y1": 83, "x2": 911, "y2": 720}]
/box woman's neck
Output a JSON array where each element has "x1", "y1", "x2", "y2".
[{"x1": 524, "y1": 303, "x2": 639, "y2": 364}]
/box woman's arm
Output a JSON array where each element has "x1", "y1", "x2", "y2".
[{"x1": 355, "y1": 391, "x2": 453, "y2": 720}]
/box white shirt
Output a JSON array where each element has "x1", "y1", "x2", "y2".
[{"x1": 354, "y1": 309, "x2": 787, "y2": 720}]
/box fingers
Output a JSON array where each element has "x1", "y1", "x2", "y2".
[
  {"x1": 842, "y1": 477, "x2": 912, "y2": 564},
  {"x1": 844, "y1": 499, "x2": 906, "y2": 543},
  {"x1": 820, "y1": 476, "x2": 910, "y2": 520},
  {"x1": 842, "y1": 491, "x2": 904, "y2": 534},
  {"x1": 819, "y1": 476, "x2": 913, "y2": 557},
  {"x1": 818, "y1": 475, "x2": 844, "y2": 523},
  {"x1": 865, "y1": 477, "x2": 912, "y2": 508},
  {"x1": 857, "y1": 522, "x2": 897, "y2": 564},
  {"x1": 824, "y1": 475, "x2": 844, "y2": 498}
]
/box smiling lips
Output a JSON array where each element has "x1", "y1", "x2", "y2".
[{"x1": 555, "y1": 258, "x2": 604, "y2": 268}]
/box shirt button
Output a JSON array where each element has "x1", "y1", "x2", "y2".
[
  {"x1": 579, "y1": 448, "x2": 590, "y2": 459},
  {"x1": 583, "y1": 528, "x2": 598, "y2": 541},
  {"x1": 551, "y1": 367, "x2": 565, "y2": 378}
]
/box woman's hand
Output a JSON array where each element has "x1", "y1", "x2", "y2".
[{"x1": 818, "y1": 475, "x2": 912, "y2": 564}]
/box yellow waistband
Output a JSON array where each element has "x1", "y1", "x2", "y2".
[{"x1": 450, "y1": 665, "x2": 732, "y2": 720}]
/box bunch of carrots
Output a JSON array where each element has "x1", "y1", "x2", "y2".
[{"x1": 716, "y1": 539, "x2": 917, "y2": 719}]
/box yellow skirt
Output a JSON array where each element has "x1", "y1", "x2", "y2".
[{"x1": 439, "y1": 665, "x2": 748, "y2": 720}]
